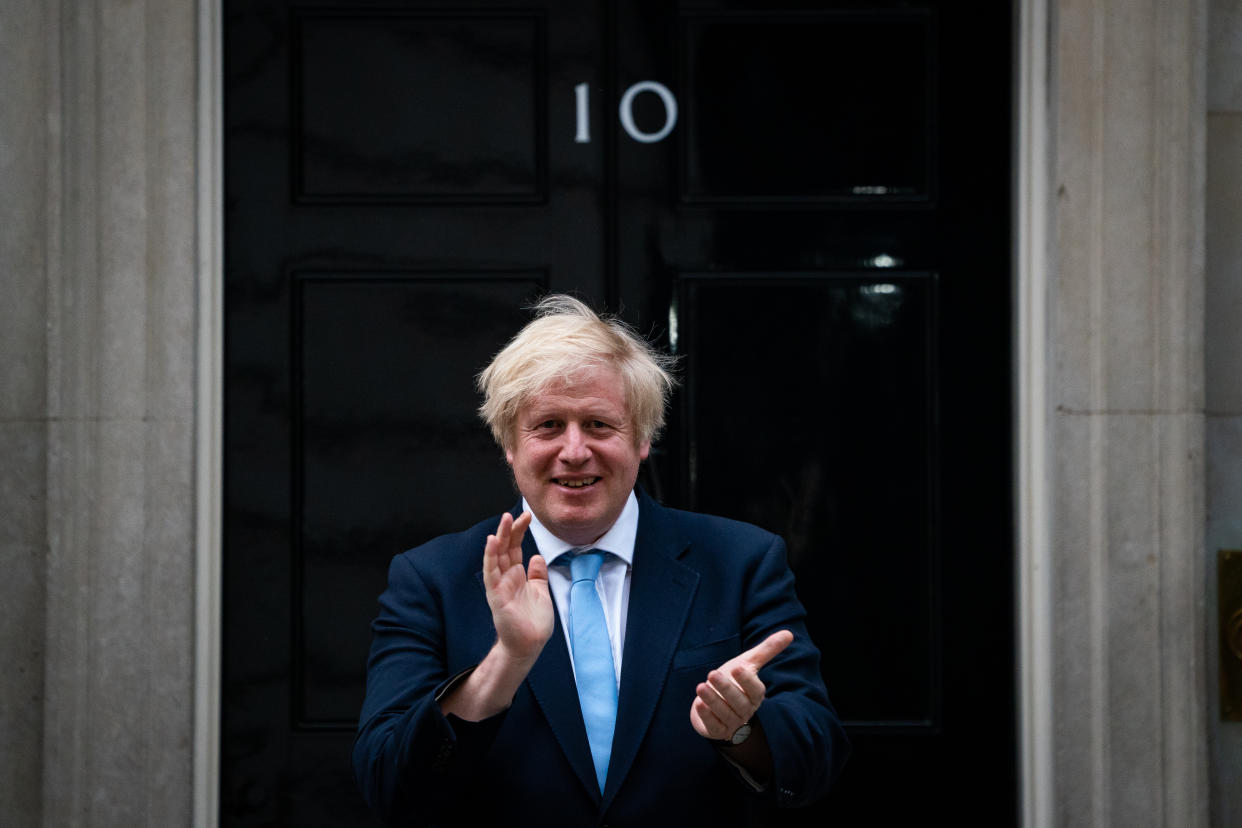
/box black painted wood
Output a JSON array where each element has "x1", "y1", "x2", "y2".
[
  {"x1": 224, "y1": 0, "x2": 1014, "y2": 824},
  {"x1": 680, "y1": 11, "x2": 933, "y2": 203},
  {"x1": 678, "y1": 273, "x2": 939, "y2": 729}
]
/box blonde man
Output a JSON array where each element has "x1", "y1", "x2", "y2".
[{"x1": 355, "y1": 295, "x2": 847, "y2": 827}]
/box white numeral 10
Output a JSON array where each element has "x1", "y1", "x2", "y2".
[{"x1": 575, "y1": 81, "x2": 679, "y2": 144}]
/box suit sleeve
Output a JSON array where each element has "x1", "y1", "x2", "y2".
[
  {"x1": 744, "y1": 534, "x2": 850, "y2": 807},
  {"x1": 352, "y1": 551, "x2": 502, "y2": 826}
]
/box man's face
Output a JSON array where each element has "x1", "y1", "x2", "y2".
[{"x1": 506, "y1": 365, "x2": 649, "y2": 546}]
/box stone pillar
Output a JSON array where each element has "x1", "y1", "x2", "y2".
[
  {"x1": 1049, "y1": 0, "x2": 1209, "y2": 824},
  {"x1": 0, "y1": 1, "x2": 52, "y2": 823},
  {"x1": 26, "y1": 0, "x2": 200, "y2": 824}
]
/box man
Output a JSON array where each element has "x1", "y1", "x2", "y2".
[{"x1": 353, "y1": 295, "x2": 848, "y2": 827}]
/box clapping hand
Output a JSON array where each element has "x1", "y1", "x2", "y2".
[
  {"x1": 689, "y1": 630, "x2": 793, "y2": 742},
  {"x1": 482, "y1": 511, "x2": 554, "y2": 662}
]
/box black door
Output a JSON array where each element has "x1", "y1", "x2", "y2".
[{"x1": 224, "y1": 1, "x2": 1014, "y2": 825}]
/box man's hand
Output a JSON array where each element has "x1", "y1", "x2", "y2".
[
  {"x1": 440, "y1": 511, "x2": 553, "y2": 721},
  {"x1": 689, "y1": 630, "x2": 794, "y2": 742},
  {"x1": 483, "y1": 510, "x2": 554, "y2": 660}
]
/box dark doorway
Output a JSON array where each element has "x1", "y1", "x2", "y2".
[{"x1": 223, "y1": 1, "x2": 1014, "y2": 824}]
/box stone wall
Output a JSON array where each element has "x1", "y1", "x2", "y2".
[
  {"x1": 0, "y1": 0, "x2": 201, "y2": 824},
  {"x1": 1048, "y1": 0, "x2": 1209, "y2": 824},
  {"x1": 0, "y1": 1, "x2": 51, "y2": 823}
]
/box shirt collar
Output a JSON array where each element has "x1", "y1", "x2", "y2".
[{"x1": 523, "y1": 490, "x2": 639, "y2": 567}]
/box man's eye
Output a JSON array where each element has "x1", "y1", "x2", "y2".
[{"x1": 539, "y1": 420, "x2": 558, "y2": 429}]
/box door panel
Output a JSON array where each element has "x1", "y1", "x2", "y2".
[
  {"x1": 676, "y1": 273, "x2": 938, "y2": 729},
  {"x1": 680, "y1": 11, "x2": 933, "y2": 202},
  {"x1": 225, "y1": 1, "x2": 1013, "y2": 824},
  {"x1": 294, "y1": 11, "x2": 546, "y2": 203}
]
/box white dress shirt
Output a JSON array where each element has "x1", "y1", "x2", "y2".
[{"x1": 523, "y1": 491, "x2": 638, "y2": 688}]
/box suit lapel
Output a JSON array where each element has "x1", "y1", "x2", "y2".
[{"x1": 601, "y1": 494, "x2": 698, "y2": 809}]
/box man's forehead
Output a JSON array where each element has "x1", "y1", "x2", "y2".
[
  {"x1": 519, "y1": 370, "x2": 630, "y2": 412},
  {"x1": 521, "y1": 385, "x2": 627, "y2": 410}
]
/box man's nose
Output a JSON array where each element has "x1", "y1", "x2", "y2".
[{"x1": 559, "y1": 424, "x2": 590, "y2": 463}]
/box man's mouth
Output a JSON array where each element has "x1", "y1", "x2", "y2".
[{"x1": 554, "y1": 477, "x2": 600, "y2": 489}]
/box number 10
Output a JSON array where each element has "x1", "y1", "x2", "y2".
[{"x1": 575, "y1": 81, "x2": 679, "y2": 144}]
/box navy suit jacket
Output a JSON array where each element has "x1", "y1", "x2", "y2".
[{"x1": 353, "y1": 489, "x2": 848, "y2": 827}]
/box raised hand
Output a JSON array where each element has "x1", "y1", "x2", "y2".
[
  {"x1": 441, "y1": 511, "x2": 554, "y2": 721},
  {"x1": 482, "y1": 510, "x2": 554, "y2": 662},
  {"x1": 689, "y1": 630, "x2": 794, "y2": 742}
]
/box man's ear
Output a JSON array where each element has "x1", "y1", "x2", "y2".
[
  {"x1": 505, "y1": 448, "x2": 515, "y2": 466},
  {"x1": 639, "y1": 440, "x2": 650, "y2": 462}
]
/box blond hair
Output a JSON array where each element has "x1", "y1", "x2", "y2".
[{"x1": 477, "y1": 295, "x2": 677, "y2": 449}]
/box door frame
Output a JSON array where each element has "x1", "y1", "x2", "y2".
[
  {"x1": 191, "y1": 0, "x2": 1051, "y2": 823},
  {"x1": 1014, "y1": 0, "x2": 1052, "y2": 824},
  {"x1": 194, "y1": 1, "x2": 225, "y2": 825}
]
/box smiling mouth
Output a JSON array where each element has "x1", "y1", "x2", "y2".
[{"x1": 555, "y1": 477, "x2": 600, "y2": 489}]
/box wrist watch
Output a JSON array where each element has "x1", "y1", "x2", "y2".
[{"x1": 713, "y1": 721, "x2": 752, "y2": 747}]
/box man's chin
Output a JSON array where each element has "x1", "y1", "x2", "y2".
[{"x1": 541, "y1": 507, "x2": 610, "y2": 546}]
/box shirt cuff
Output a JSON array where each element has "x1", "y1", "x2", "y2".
[
  {"x1": 433, "y1": 665, "x2": 477, "y2": 703},
  {"x1": 714, "y1": 746, "x2": 768, "y2": 794}
]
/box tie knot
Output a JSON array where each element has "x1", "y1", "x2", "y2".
[{"x1": 568, "y1": 549, "x2": 605, "y2": 582}]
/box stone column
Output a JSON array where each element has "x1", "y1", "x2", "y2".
[
  {"x1": 1049, "y1": 0, "x2": 1209, "y2": 824},
  {"x1": 0, "y1": 0, "x2": 52, "y2": 823},
  {"x1": 31, "y1": 0, "x2": 199, "y2": 824}
]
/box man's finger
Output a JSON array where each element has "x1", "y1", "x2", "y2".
[
  {"x1": 526, "y1": 552, "x2": 548, "y2": 584},
  {"x1": 723, "y1": 664, "x2": 766, "y2": 707},
  {"x1": 695, "y1": 685, "x2": 734, "y2": 728},
  {"x1": 706, "y1": 670, "x2": 754, "y2": 719},
  {"x1": 490, "y1": 513, "x2": 512, "y2": 573},
  {"x1": 691, "y1": 694, "x2": 730, "y2": 740},
  {"x1": 482, "y1": 533, "x2": 501, "y2": 584},
  {"x1": 740, "y1": 630, "x2": 794, "y2": 670},
  {"x1": 696, "y1": 683, "x2": 744, "y2": 733},
  {"x1": 689, "y1": 697, "x2": 719, "y2": 739}
]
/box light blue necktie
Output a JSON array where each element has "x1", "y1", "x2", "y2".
[{"x1": 565, "y1": 550, "x2": 618, "y2": 792}]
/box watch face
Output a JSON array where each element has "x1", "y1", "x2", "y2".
[{"x1": 731, "y1": 723, "x2": 752, "y2": 745}]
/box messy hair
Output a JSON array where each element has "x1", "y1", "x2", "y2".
[{"x1": 477, "y1": 295, "x2": 678, "y2": 450}]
